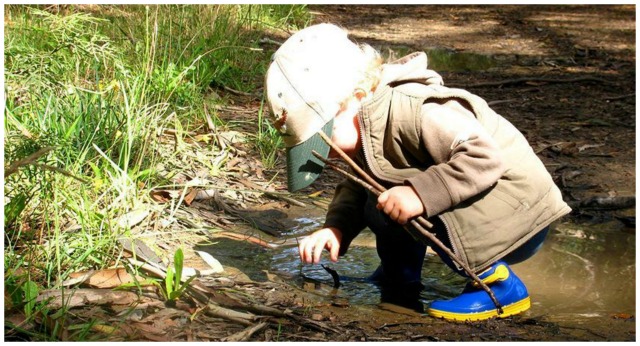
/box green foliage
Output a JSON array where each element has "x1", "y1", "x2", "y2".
[
  {"x1": 162, "y1": 248, "x2": 196, "y2": 301},
  {"x1": 254, "y1": 99, "x2": 283, "y2": 169},
  {"x1": 21, "y1": 280, "x2": 40, "y2": 318},
  {"x1": 4, "y1": 4, "x2": 309, "y2": 312},
  {"x1": 5, "y1": 8, "x2": 118, "y2": 91}
]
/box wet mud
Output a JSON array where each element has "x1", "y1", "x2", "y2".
[{"x1": 202, "y1": 202, "x2": 635, "y2": 341}]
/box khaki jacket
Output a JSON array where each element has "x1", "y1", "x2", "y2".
[{"x1": 324, "y1": 52, "x2": 571, "y2": 272}]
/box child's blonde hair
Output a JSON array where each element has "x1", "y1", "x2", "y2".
[{"x1": 311, "y1": 24, "x2": 382, "y2": 105}]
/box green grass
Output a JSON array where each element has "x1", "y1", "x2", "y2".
[
  {"x1": 4, "y1": 4, "x2": 310, "y2": 340},
  {"x1": 254, "y1": 98, "x2": 284, "y2": 169}
]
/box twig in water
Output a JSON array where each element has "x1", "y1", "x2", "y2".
[
  {"x1": 238, "y1": 179, "x2": 306, "y2": 207},
  {"x1": 321, "y1": 264, "x2": 341, "y2": 288}
]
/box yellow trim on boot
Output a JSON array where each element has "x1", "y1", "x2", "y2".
[
  {"x1": 472, "y1": 264, "x2": 510, "y2": 288},
  {"x1": 427, "y1": 297, "x2": 531, "y2": 322}
]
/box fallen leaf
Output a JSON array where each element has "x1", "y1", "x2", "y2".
[
  {"x1": 90, "y1": 324, "x2": 119, "y2": 335},
  {"x1": 611, "y1": 313, "x2": 634, "y2": 320},
  {"x1": 150, "y1": 190, "x2": 172, "y2": 203},
  {"x1": 183, "y1": 188, "x2": 199, "y2": 206},
  {"x1": 119, "y1": 238, "x2": 164, "y2": 266},
  {"x1": 154, "y1": 318, "x2": 180, "y2": 330},
  {"x1": 578, "y1": 143, "x2": 605, "y2": 152},
  {"x1": 550, "y1": 141, "x2": 578, "y2": 156},
  {"x1": 131, "y1": 322, "x2": 170, "y2": 341},
  {"x1": 195, "y1": 251, "x2": 224, "y2": 273},
  {"x1": 263, "y1": 270, "x2": 286, "y2": 284},
  {"x1": 116, "y1": 208, "x2": 150, "y2": 229},
  {"x1": 5, "y1": 311, "x2": 34, "y2": 332},
  {"x1": 193, "y1": 134, "x2": 212, "y2": 143},
  {"x1": 36, "y1": 289, "x2": 140, "y2": 309},
  {"x1": 67, "y1": 268, "x2": 149, "y2": 289},
  {"x1": 308, "y1": 190, "x2": 325, "y2": 198}
]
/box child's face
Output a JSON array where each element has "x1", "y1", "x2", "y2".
[{"x1": 328, "y1": 97, "x2": 362, "y2": 158}]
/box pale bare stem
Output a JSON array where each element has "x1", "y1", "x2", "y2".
[{"x1": 4, "y1": 146, "x2": 55, "y2": 177}]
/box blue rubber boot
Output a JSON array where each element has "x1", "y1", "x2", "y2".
[{"x1": 427, "y1": 261, "x2": 530, "y2": 322}]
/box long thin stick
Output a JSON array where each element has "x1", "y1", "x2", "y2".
[
  {"x1": 314, "y1": 132, "x2": 503, "y2": 314},
  {"x1": 317, "y1": 131, "x2": 434, "y2": 229}
]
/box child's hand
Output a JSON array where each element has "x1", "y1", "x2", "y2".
[
  {"x1": 298, "y1": 227, "x2": 343, "y2": 264},
  {"x1": 377, "y1": 186, "x2": 425, "y2": 225}
]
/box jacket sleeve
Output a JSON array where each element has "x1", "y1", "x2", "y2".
[
  {"x1": 323, "y1": 177, "x2": 368, "y2": 256},
  {"x1": 406, "y1": 99, "x2": 506, "y2": 218}
]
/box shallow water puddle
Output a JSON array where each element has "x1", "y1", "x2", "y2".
[
  {"x1": 424, "y1": 48, "x2": 497, "y2": 72},
  {"x1": 204, "y1": 207, "x2": 635, "y2": 331},
  {"x1": 515, "y1": 221, "x2": 636, "y2": 319}
]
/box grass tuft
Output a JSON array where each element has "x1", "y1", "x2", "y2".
[{"x1": 4, "y1": 5, "x2": 310, "y2": 340}]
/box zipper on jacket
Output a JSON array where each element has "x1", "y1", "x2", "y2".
[
  {"x1": 356, "y1": 114, "x2": 373, "y2": 172},
  {"x1": 356, "y1": 108, "x2": 399, "y2": 185},
  {"x1": 437, "y1": 215, "x2": 464, "y2": 272}
]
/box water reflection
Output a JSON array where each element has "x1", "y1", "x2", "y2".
[
  {"x1": 203, "y1": 215, "x2": 635, "y2": 323},
  {"x1": 425, "y1": 48, "x2": 496, "y2": 72},
  {"x1": 514, "y1": 221, "x2": 636, "y2": 317},
  {"x1": 268, "y1": 218, "x2": 635, "y2": 319}
]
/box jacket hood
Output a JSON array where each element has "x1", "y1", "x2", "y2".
[{"x1": 379, "y1": 52, "x2": 444, "y2": 87}]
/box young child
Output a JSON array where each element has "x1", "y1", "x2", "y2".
[{"x1": 264, "y1": 23, "x2": 571, "y2": 321}]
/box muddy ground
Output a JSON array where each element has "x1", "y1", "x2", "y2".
[
  {"x1": 234, "y1": 5, "x2": 636, "y2": 341},
  {"x1": 307, "y1": 5, "x2": 636, "y2": 208},
  {"x1": 8, "y1": 5, "x2": 635, "y2": 342}
]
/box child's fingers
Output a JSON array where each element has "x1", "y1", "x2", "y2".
[
  {"x1": 300, "y1": 237, "x2": 318, "y2": 264},
  {"x1": 313, "y1": 238, "x2": 325, "y2": 264},
  {"x1": 388, "y1": 206, "x2": 401, "y2": 222},
  {"x1": 397, "y1": 210, "x2": 409, "y2": 225},
  {"x1": 327, "y1": 239, "x2": 340, "y2": 262},
  {"x1": 376, "y1": 190, "x2": 389, "y2": 209},
  {"x1": 299, "y1": 238, "x2": 312, "y2": 263}
]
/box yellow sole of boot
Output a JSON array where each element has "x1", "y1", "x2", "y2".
[{"x1": 427, "y1": 297, "x2": 531, "y2": 322}]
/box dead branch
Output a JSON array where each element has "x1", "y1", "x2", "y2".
[
  {"x1": 198, "y1": 189, "x2": 288, "y2": 236},
  {"x1": 5, "y1": 146, "x2": 55, "y2": 177},
  {"x1": 222, "y1": 85, "x2": 255, "y2": 97},
  {"x1": 259, "y1": 37, "x2": 283, "y2": 46},
  {"x1": 215, "y1": 231, "x2": 278, "y2": 249},
  {"x1": 221, "y1": 322, "x2": 268, "y2": 341},
  {"x1": 205, "y1": 303, "x2": 256, "y2": 326},
  {"x1": 238, "y1": 179, "x2": 306, "y2": 207},
  {"x1": 450, "y1": 76, "x2": 610, "y2": 89},
  {"x1": 603, "y1": 93, "x2": 635, "y2": 101},
  {"x1": 162, "y1": 128, "x2": 197, "y2": 137},
  {"x1": 487, "y1": 99, "x2": 519, "y2": 106}
]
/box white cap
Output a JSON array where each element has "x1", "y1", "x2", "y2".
[{"x1": 265, "y1": 23, "x2": 366, "y2": 191}]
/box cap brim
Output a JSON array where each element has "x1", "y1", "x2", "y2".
[{"x1": 285, "y1": 120, "x2": 333, "y2": 192}]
